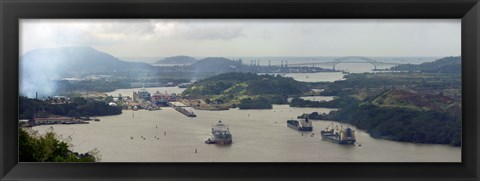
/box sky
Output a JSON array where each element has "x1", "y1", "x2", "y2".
[{"x1": 20, "y1": 19, "x2": 461, "y2": 58}]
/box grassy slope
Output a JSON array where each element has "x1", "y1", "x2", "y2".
[{"x1": 371, "y1": 89, "x2": 460, "y2": 115}]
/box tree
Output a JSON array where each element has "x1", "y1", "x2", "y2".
[{"x1": 19, "y1": 128, "x2": 98, "y2": 162}]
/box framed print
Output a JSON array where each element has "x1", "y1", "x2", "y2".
[
  {"x1": 16, "y1": 18, "x2": 462, "y2": 163},
  {"x1": 1, "y1": 0, "x2": 479, "y2": 180}
]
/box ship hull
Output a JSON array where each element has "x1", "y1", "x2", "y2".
[
  {"x1": 213, "y1": 135, "x2": 232, "y2": 144},
  {"x1": 322, "y1": 136, "x2": 356, "y2": 144},
  {"x1": 321, "y1": 134, "x2": 356, "y2": 145},
  {"x1": 206, "y1": 137, "x2": 232, "y2": 144},
  {"x1": 287, "y1": 123, "x2": 313, "y2": 131},
  {"x1": 215, "y1": 139, "x2": 232, "y2": 144},
  {"x1": 298, "y1": 127, "x2": 313, "y2": 131}
]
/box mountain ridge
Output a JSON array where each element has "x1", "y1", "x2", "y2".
[
  {"x1": 390, "y1": 56, "x2": 460, "y2": 73},
  {"x1": 21, "y1": 46, "x2": 156, "y2": 76},
  {"x1": 190, "y1": 57, "x2": 241, "y2": 72},
  {"x1": 155, "y1": 55, "x2": 197, "y2": 64}
]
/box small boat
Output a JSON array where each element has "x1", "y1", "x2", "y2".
[{"x1": 204, "y1": 138, "x2": 215, "y2": 144}]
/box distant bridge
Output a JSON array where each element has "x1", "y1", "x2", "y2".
[{"x1": 288, "y1": 56, "x2": 402, "y2": 70}]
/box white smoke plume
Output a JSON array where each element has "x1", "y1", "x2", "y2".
[{"x1": 20, "y1": 48, "x2": 66, "y2": 98}]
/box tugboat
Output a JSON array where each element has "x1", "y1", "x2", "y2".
[
  {"x1": 287, "y1": 117, "x2": 313, "y2": 131},
  {"x1": 205, "y1": 120, "x2": 232, "y2": 144},
  {"x1": 320, "y1": 123, "x2": 356, "y2": 145}
]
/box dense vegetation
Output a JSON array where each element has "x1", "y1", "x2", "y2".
[
  {"x1": 328, "y1": 103, "x2": 461, "y2": 146},
  {"x1": 319, "y1": 73, "x2": 460, "y2": 100},
  {"x1": 19, "y1": 96, "x2": 122, "y2": 119},
  {"x1": 238, "y1": 97, "x2": 273, "y2": 109},
  {"x1": 182, "y1": 72, "x2": 308, "y2": 109},
  {"x1": 292, "y1": 56, "x2": 462, "y2": 146},
  {"x1": 184, "y1": 72, "x2": 307, "y2": 96},
  {"x1": 20, "y1": 128, "x2": 97, "y2": 162},
  {"x1": 289, "y1": 96, "x2": 357, "y2": 108},
  {"x1": 299, "y1": 95, "x2": 461, "y2": 146},
  {"x1": 390, "y1": 56, "x2": 461, "y2": 73}
]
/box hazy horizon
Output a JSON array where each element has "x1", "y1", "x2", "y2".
[{"x1": 21, "y1": 19, "x2": 461, "y2": 60}]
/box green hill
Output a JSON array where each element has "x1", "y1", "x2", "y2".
[
  {"x1": 183, "y1": 72, "x2": 307, "y2": 96},
  {"x1": 182, "y1": 72, "x2": 308, "y2": 109},
  {"x1": 390, "y1": 56, "x2": 460, "y2": 73},
  {"x1": 190, "y1": 57, "x2": 242, "y2": 73},
  {"x1": 371, "y1": 89, "x2": 461, "y2": 117}
]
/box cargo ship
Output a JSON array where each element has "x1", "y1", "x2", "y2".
[
  {"x1": 287, "y1": 117, "x2": 313, "y2": 131},
  {"x1": 205, "y1": 120, "x2": 232, "y2": 144},
  {"x1": 320, "y1": 123, "x2": 356, "y2": 145}
]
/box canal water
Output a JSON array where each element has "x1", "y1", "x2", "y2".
[
  {"x1": 32, "y1": 70, "x2": 461, "y2": 162},
  {"x1": 32, "y1": 104, "x2": 461, "y2": 162}
]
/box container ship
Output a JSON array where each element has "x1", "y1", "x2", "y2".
[
  {"x1": 320, "y1": 123, "x2": 356, "y2": 145},
  {"x1": 205, "y1": 120, "x2": 232, "y2": 144},
  {"x1": 287, "y1": 117, "x2": 313, "y2": 131}
]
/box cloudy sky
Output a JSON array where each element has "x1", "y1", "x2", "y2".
[{"x1": 20, "y1": 19, "x2": 460, "y2": 58}]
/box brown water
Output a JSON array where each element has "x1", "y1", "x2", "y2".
[
  {"x1": 33, "y1": 104, "x2": 460, "y2": 162},
  {"x1": 32, "y1": 71, "x2": 461, "y2": 162}
]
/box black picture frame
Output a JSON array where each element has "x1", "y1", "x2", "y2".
[{"x1": 1, "y1": 0, "x2": 479, "y2": 180}]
